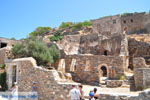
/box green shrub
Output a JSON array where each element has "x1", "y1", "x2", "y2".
[
  {"x1": 12, "y1": 38, "x2": 60, "y2": 66},
  {"x1": 116, "y1": 74, "x2": 126, "y2": 80},
  {"x1": 0, "y1": 64, "x2": 5, "y2": 69},
  {"x1": 121, "y1": 13, "x2": 133, "y2": 16},
  {"x1": 50, "y1": 35, "x2": 64, "y2": 41},
  {"x1": 71, "y1": 21, "x2": 92, "y2": 31},
  {"x1": 137, "y1": 86, "x2": 143, "y2": 91},
  {"x1": 49, "y1": 30, "x2": 64, "y2": 42},
  {"x1": 29, "y1": 27, "x2": 52, "y2": 37},
  {"x1": 71, "y1": 22, "x2": 83, "y2": 31},
  {"x1": 0, "y1": 72, "x2": 7, "y2": 91},
  {"x1": 59, "y1": 22, "x2": 73, "y2": 28}
]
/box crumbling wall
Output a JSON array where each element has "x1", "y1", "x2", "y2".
[
  {"x1": 79, "y1": 34, "x2": 124, "y2": 56},
  {"x1": 5, "y1": 57, "x2": 76, "y2": 100},
  {"x1": 143, "y1": 13, "x2": 150, "y2": 33},
  {"x1": 121, "y1": 13, "x2": 146, "y2": 34},
  {"x1": 0, "y1": 47, "x2": 11, "y2": 64},
  {"x1": 64, "y1": 55, "x2": 124, "y2": 85},
  {"x1": 0, "y1": 37, "x2": 17, "y2": 47},
  {"x1": 133, "y1": 57, "x2": 150, "y2": 90},
  {"x1": 92, "y1": 15, "x2": 122, "y2": 36},
  {"x1": 128, "y1": 38, "x2": 150, "y2": 67}
]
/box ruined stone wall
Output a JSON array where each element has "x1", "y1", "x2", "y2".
[
  {"x1": 134, "y1": 68, "x2": 150, "y2": 91},
  {"x1": 0, "y1": 47, "x2": 11, "y2": 64},
  {"x1": 128, "y1": 38, "x2": 150, "y2": 65},
  {"x1": 120, "y1": 13, "x2": 148, "y2": 34},
  {"x1": 143, "y1": 13, "x2": 150, "y2": 33},
  {"x1": 79, "y1": 34, "x2": 123, "y2": 56},
  {"x1": 79, "y1": 34, "x2": 100, "y2": 55},
  {"x1": 92, "y1": 15, "x2": 122, "y2": 36},
  {"x1": 0, "y1": 37, "x2": 17, "y2": 47},
  {"x1": 133, "y1": 57, "x2": 150, "y2": 90},
  {"x1": 5, "y1": 57, "x2": 76, "y2": 100},
  {"x1": 64, "y1": 55, "x2": 124, "y2": 85},
  {"x1": 92, "y1": 12, "x2": 150, "y2": 36}
]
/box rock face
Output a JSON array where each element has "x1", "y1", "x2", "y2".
[
  {"x1": 56, "y1": 35, "x2": 81, "y2": 55},
  {"x1": 5, "y1": 57, "x2": 78, "y2": 100}
]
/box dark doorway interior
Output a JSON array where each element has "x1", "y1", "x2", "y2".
[
  {"x1": 0, "y1": 42, "x2": 7, "y2": 48},
  {"x1": 101, "y1": 66, "x2": 107, "y2": 77},
  {"x1": 12, "y1": 65, "x2": 17, "y2": 84},
  {"x1": 104, "y1": 50, "x2": 108, "y2": 56}
]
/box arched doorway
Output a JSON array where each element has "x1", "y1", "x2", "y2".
[
  {"x1": 104, "y1": 50, "x2": 108, "y2": 56},
  {"x1": 101, "y1": 66, "x2": 107, "y2": 77}
]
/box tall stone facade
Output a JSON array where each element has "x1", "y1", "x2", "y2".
[{"x1": 92, "y1": 12, "x2": 150, "y2": 35}]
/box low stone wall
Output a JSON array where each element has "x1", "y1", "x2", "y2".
[
  {"x1": 98, "y1": 89, "x2": 150, "y2": 100},
  {"x1": 106, "y1": 80, "x2": 123, "y2": 88}
]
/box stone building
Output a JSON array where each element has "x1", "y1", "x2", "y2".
[
  {"x1": 1, "y1": 12, "x2": 150, "y2": 100},
  {"x1": 92, "y1": 12, "x2": 150, "y2": 36},
  {"x1": 55, "y1": 12, "x2": 150, "y2": 87}
]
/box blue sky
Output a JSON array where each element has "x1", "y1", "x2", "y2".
[{"x1": 0, "y1": 0, "x2": 149, "y2": 39}]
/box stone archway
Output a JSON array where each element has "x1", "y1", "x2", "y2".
[{"x1": 98, "y1": 64, "x2": 109, "y2": 84}]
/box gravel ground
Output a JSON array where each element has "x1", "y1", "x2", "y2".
[{"x1": 82, "y1": 85, "x2": 140, "y2": 96}]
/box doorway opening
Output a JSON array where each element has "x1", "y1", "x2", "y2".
[
  {"x1": 101, "y1": 66, "x2": 107, "y2": 77},
  {"x1": 0, "y1": 42, "x2": 7, "y2": 48},
  {"x1": 104, "y1": 50, "x2": 108, "y2": 56}
]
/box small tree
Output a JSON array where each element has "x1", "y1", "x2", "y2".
[
  {"x1": 12, "y1": 38, "x2": 60, "y2": 66},
  {"x1": 29, "y1": 27, "x2": 52, "y2": 37}
]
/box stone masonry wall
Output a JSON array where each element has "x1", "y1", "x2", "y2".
[
  {"x1": 120, "y1": 13, "x2": 146, "y2": 34},
  {"x1": 92, "y1": 15, "x2": 122, "y2": 36},
  {"x1": 0, "y1": 47, "x2": 11, "y2": 64},
  {"x1": 79, "y1": 34, "x2": 123, "y2": 56},
  {"x1": 6, "y1": 57, "x2": 77, "y2": 100},
  {"x1": 133, "y1": 57, "x2": 150, "y2": 90},
  {"x1": 64, "y1": 55, "x2": 124, "y2": 85}
]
